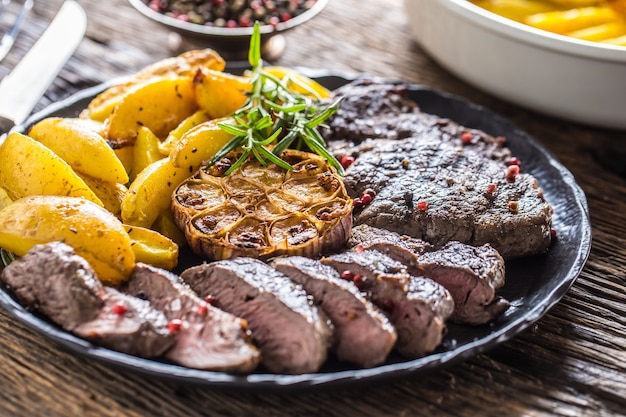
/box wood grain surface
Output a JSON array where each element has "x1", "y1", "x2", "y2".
[{"x1": 1, "y1": 0, "x2": 625, "y2": 416}]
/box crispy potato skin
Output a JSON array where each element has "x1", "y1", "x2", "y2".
[
  {"x1": 0, "y1": 133, "x2": 103, "y2": 206},
  {"x1": 0, "y1": 196, "x2": 135, "y2": 285}
]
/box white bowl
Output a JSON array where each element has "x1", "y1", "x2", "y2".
[{"x1": 403, "y1": 0, "x2": 626, "y2": 130}]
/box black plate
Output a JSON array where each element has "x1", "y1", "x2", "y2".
[{"x1": 0, "y1": 73, "x2": 591, "y2": 390}]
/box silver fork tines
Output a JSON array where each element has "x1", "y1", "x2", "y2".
[{"x1": 0, "y1": 0, "x2": 34, "y2": 62}]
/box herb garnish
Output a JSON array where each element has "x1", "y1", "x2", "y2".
[{"x1": 206, "y1": 22, "x2": 344, "y2": 176}]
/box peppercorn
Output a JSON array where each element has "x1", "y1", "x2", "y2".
[
  {"x1": 142, "y1": 0, "x2": 319, "y2": 28},
  {"x1": 460, "y1": 132, "x2": 473, "y2": 144},
  {"x1": 112, "y1": 303, "x2": 127, "y2": 315},
  {"x1": 506, "y1": 165, "x2": 520, "y2": 180},
  {"x1": 340, "y1": 155, "x2": 355, "y2": 169},
  {"x1": 168, "y1": 319, "x2": 184, "y2": 333},
  {"x1": 508, "y1": 201, "x2": 519, "y2": 213},
  {"x1": 416, "y1": 200, "x2": 428, "y2": 211},
  {"x1": 340, "y1": 270, "x2": 354, "y2": 281}
]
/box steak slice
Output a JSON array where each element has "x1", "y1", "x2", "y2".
[
  {"x1": 418, "y1": 242, "x2": 509, "y2": 325},
  {"x1": 0, "y1": 242, "x2": 104, "y2": 331},
  {"x1": 0, "y1": 242, "x2": 174, "y2": 358},
  {"x1": 124, "y1": 263, "x2": 260, "y2": 373},
  {"x1": 348, "y1": 225, "x2": 509, "y2": 325},
  {"x1": 324, "y1": 79, "x2": 553, "y2": 259},
  {"x1": 180, "y1": 258, "x2": 332, "y2": 374},
  {"x1": 322, "y1": 250, "x2": 454, "y2": 358},
  {"x1": 270, "y1": 256, "x2": 396, "y2": 367},
  {"x1": 73, "y1": 288, "x2": 174, "y2": 358}
]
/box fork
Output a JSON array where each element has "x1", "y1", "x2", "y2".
[{"x1": 0, "y1": 0, "x2": 34, "y2": 62}]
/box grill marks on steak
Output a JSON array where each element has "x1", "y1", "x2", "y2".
[
  {"x1": 180, "y1": 258, "x2": 332, "y2": 374},
  {"x1": 321, "y1": 250, "x2": 454, "y2": 358},
  {"x1": 348, "y1": 225, "x2": 509, "y2": 325},
  {"x1": 325, "y1": 79, "x2": 553, "y2": 259},
  {"x1": 0, "y1": 242, "x2": 174, "y2": 358},
  {"x1": 124, "y1": 263, "x2": 260, "y2": 372},
  {"x1": 271, "y1": 256, "x2": 396, "y2": 367}
]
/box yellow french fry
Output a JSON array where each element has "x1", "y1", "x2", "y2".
[{"x1": 525, "y1": 6, "x2": 618, "y2": 34}]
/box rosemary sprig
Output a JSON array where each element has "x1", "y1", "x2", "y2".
[{"x1": 208, "y1": 22, "x2": 344, "y2": 176}]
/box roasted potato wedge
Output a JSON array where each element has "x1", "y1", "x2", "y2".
[
  {"x1": 80, "y1": 49, "x2": 225, "y2": 122},
  {"x1": 194, "y1": 68, "x2": 251, "y2": 119},
  {"x1": 106, "y1": 77, "x2": 198, "y2": 144},
  {"x1": 0, "y1": 188, "x2": 12, "y2": 211},
  {"x1": 133, "y1": 127, "x2": 164, "y2": 181},
  {"x1": 169, "y1": 118, "x2": 235, "y2": 172},
  {"x1": 152, "y1": 209, "x2": 187, "y2": 247},
  {"x1": 125, "y1": 224, "x2": 178, "y2": 270},
  {"x1": 120, "y1": 157, "x2": 189, "y2": 228},
  {"x1": 158, "y1": 110, "x2": 211, "y2": 156},
  {"x1": 0, "y1": 133, "x2": 103, "y2": 205},
  {"x1": 264, "y1": 66, "x2": 332, "y2": 99},
  {"x1": 28, "y1": 117, "x2": 129, "y2": 184},
  {"x1": 0, "y1": 196, "x2": 135, "y2": 285},
  {"x1": 78, "y1": 173, "x2": 128, "y2": 216}
]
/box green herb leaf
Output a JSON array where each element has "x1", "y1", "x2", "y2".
[{"x1": 210, "y1": 21, "x2": 343, "y2": 176}]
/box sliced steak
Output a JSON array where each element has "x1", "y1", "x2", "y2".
[
  {"x1": 348, "y1": 224, "x2": 433, "y2": 271},
  {"x1": 324, "y1": 79, "x2": 553, "y2": 259},
  {"x1": 0, "y1": 242, "x2": 173, "y2": 358},
  {"x1": 124, "y1": 263, "x2": 260, "y2": 373},
  {"x1": 180, "y1": 258, "x2": 332, "y2": 374},
  {"x1": 322, "y1": 250, "x2": 454, "y2": 358},
  {"x1": 0, "y1": 242, "x2": 104, "y2": 331},
  {"x1": 348, "y1": 225, "x2": 509, "y2": 325},
  {"x1": 270, "y1": 256, "x2": 396, "y2": 367},
  {"x1": 417, "y1": 242, "x2": 509, "y2": 325},
  {"x1": 73, "y1": 288, "x2": 174, "y2": 358}
]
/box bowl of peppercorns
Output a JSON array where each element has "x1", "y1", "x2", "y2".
[{"x1": 128, "y1": 0, "x2": 329, "y2": 61}]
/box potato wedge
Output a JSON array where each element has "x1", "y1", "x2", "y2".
[
  {"x1": 80, "y1": 49, "x2": 225, "y2": 122},
  {"x1": 264, "y1": 66, "x2": 332, "y2": 99},
  {"x1": 121, "y1": 157, "x2": 189, "y2": 228},
  {"x1": 107, "y1": 77, "x2": 198, "y2": 144},
  {"x1": 114, "y1": 145, "x2": 135, "y2": 178},
  {"x1": 0, "y1": 196, "x2": 135, "y2": 285},
  {"x1": 78, "y1": 173, "x2": 128, "y2": 216},
  {"x1": 169, "y1": 118, "x2": 235, "y2": 172},
  {"x1": 158, "y1": 110, "x2": 211, "y2": 156},
  {"x1": 194, "y1": 68, "x2": 251, "y2": 119},
  {"x1": 567, "y1": 21, "x2": 626, "y2": 41},
  {"x1": 0, "y1": 188, "x2": 12, "y2": 211},
  {"x1": 125, "y1": 224, "x2": 178, "y2": 270},
  {"x1": 152, "y1": 209, "x2": 187, "y2": 247},
  {"x1": 0, "y1": 133, "x2": 103, "y2": 206},
  {"x1": 133, "y1": 127, "x2": 164, "y2": 181},
  {"x1": 28, "y1": 117, "x2": 129, "y2": 184}
]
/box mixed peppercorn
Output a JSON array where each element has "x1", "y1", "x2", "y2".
[{"x1": 143, "y1": 0, "x2": 319, "y2": 28}]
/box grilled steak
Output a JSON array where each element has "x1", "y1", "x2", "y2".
[
  {"x1": 325, "y1": 79, "x2": 553, "y2": 259},
  {"x1": 322, "y1": 250, "x2": 454, "y2": 358},
  {"x1": 0, "y1": 242, "x2": 174, "y2": 357},
  {"x1": 124, "y1": 263, "x2": 260, "y2": 372},
  {"x1": 73, "y1": 288, "x2": 174, "y2": 358},
  {"x1": 348, "y1": 225, "x2": 509, "y2": 325},
  {"x1": 271, "y1": 256, "x2": 396, "y2": 367},
  {"x1": 418, "y1": 242, "x2": 509, "y2": 325},
  {"x1": 180, "y1": 258, "x2": 332, "y2": 374},
  {"x1": 0, "y1": 242, "x2": 104, "y2": 331}
]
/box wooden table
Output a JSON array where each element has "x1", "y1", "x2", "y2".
[{"x1": 1, "y1": 0, "x2": 625, "y2": 415}]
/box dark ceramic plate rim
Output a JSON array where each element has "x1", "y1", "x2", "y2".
[{"x1": 0, "y1": 72, "x2": 591, "y2": 390}]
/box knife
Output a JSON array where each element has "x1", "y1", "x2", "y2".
[{"x1": 0, "y1": 0, "x2": 86, "y2": 137}]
